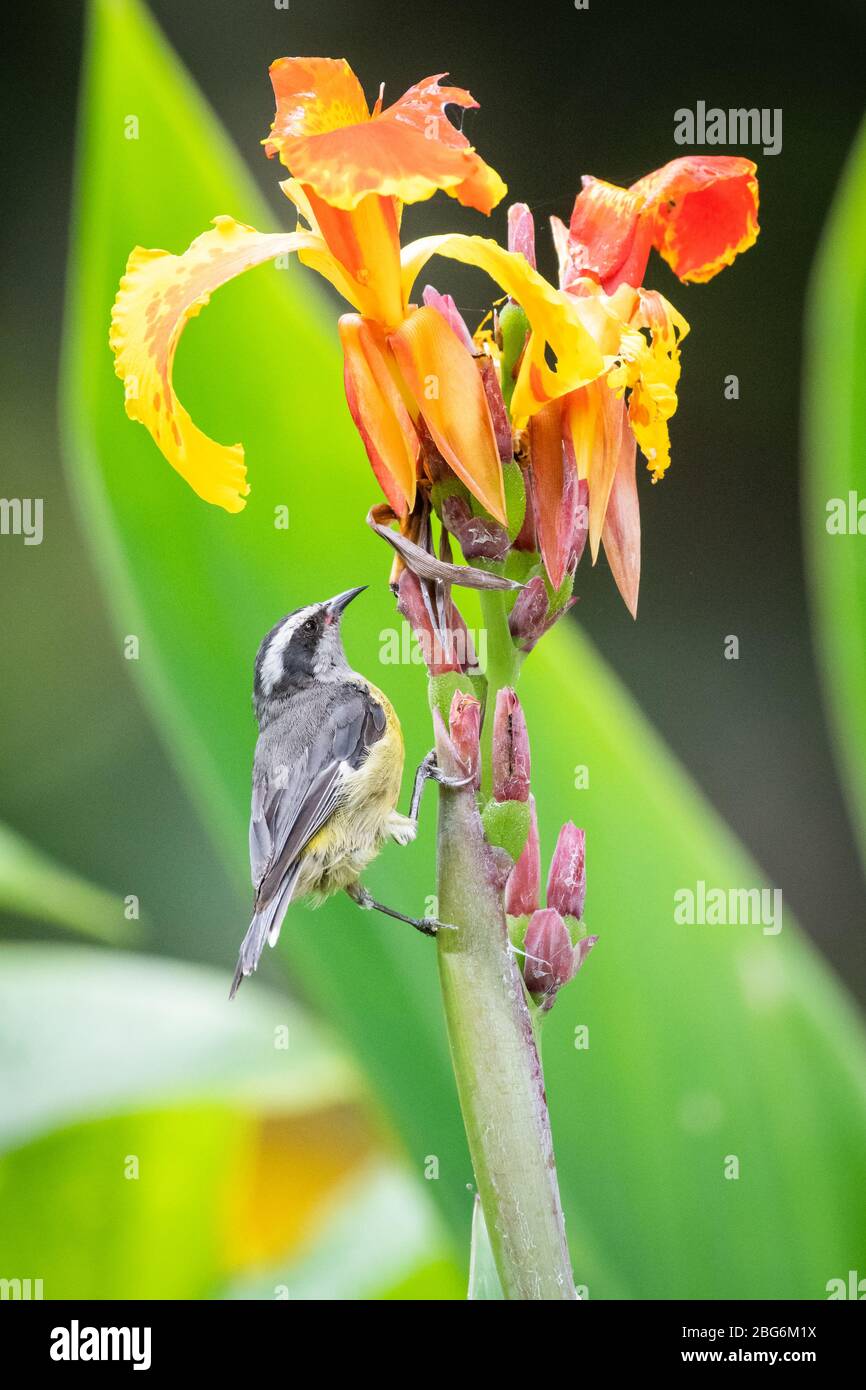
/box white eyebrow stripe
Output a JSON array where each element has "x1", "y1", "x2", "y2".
[{"x1": 260, "y1": 606, "x2": 316, "y2": 693}]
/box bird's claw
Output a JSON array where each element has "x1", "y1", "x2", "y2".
[
  {"x1": 419, "y1": 916, "x2": 459, "y2": 937},
  {"x1": 423, "y1": 749, "x2": 473, "y2": 791}
]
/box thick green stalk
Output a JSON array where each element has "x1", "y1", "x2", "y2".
[{"x1": 434, "y1": 592, "x2": 576, "y2": 1300}]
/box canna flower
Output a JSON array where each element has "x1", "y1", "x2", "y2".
[
  {"x1": 111, "y1": 57, "x2": 604, "y2": 523},
  {"x1": 512, "y1": 157, "x2": 758, "y2": 613}
]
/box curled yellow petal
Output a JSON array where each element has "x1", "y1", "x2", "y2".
[
  {"x1": 401, "y1": 233, "x2": 604, "y2": 425},
  {"x1": 110, "y1": 216, "x2": 322, "y2": 511},
  {"x1": 607, "y1": 289, "x2": 689, "y2": 482}
]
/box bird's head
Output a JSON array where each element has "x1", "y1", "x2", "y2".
[{"x1": 253, "y1": 586, "x2": 367, "y2": 709}]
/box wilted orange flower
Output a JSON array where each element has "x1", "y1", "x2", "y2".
[
  {"x1": 516, "y1": 155, "x2": 759, "y2": 614},
  {"x1": 110, "y1": 57, "x2": 603, "y2": 523}
]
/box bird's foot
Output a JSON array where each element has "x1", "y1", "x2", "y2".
[{"x1": 347, "y1": 883, "x2": 458, "y2": 938}]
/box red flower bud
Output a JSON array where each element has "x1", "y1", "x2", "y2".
[
  {"x1": 441, "y1": 494, "x2": 510, "y2": 561},
  {"x1": 546, "y1": 822, "x2": 586, "y2": 921},
  {"x1": 507, "y1": 203, "x2": 537, "y2": 269},
  {"x1": 508, "y1": 575, "x2": 549, "y2": 650},
  {"x1": 479, "y1": 356, "x2": 513, "y2": 464},
  {"x1": 572, "y1": 477, "x2": 589, "y2": 570},
  {"x1": 449, "y1": 690, "x2": 482, "y2": 789},
  {"x1": 492, "y1": 688, "x2": 531, "y2": 802},
  {"x1": 422, "y1": 285, "x2": 474, "y2": 353},
  {"x1": 505, "y1": 795, "x2": 540, "y2": 916},
  {"x1": 524, "y1": 909, "x2": 596, "y2": 1010},
  {"x1": 523, "y1": 908, "x2": 572, "y2": 1000},
  {"x1": 396, "y1": 569, "x2": 468, "y2": 675},
  {"x1": 513, "y1": 461, "x2": 537, "y2": 551}
]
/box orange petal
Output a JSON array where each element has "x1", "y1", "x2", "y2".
[
  {"x1": 265, "y1": 58, "x2": 370, "y2": 153},
  {"x1": 110, "y1": 217, "x2": 319, "y2": 512},
  {"x1": 266, "y1": 63, "x2": 506, "y2": 214},
  {"x1": 303, "y1": 186, "x2": 404, "y2": 328},
  {"x1": 388, "y1": 306, "x2": 506, "y2": 524},
  {"x1": 564, "y1": 383, "x2": 626, "y2": 562},
  {"x1": 632, "y1": 155, "x2": 759, "y2": 284},
  {"x1": 528, "y1": 399, "x2": 574, "y2": 590},
  {"x1": 338, "y1": 314, "x2": 418, "y2": 515},
  {"x1": 602, "y1": 426, "x2": 641, "y2": 618}
]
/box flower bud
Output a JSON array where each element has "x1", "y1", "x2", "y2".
[
  {"x1": 523, "y1": 908, "x2": 573, "y2": 1001},
  {"x1": 396, "y1": 569, "x2": 465, "y2": 675},
  {"x1": 512, "y1": 458, "x2": 537, "y2": 551},
  {"x1": 449, "y1": 690, "x2": 481, "y2": 789},
  {"x1": 572, "y1": 478, "x2": 589, "y2": 570},
  {"x1": 507, "y1": 203, "x2": 537, "y2": 269},
  {"x1": 422, "y1": 284, "x2": 474, "y2": 353},
  {"x1": 441, "y1": 494, "x2": 510, "y2": 561},
  {"x1": 546, "y1": 822, "x2": 586, "y2": 921},
  {"x1": 524, "y1": 908, "x2": 596, "y2": 1010},
  {"x1": 508, "y1": 575, "x2": 549, "y2": 651},
  {"x1": 505, "y1": 795, "x2": 540, "y2": 916},
  {"x1": 479, "y1": 356, "x2": 513, "y2": 463},
  {"x1": 492, "y1": 688, "x2": 530, "y2": 802}
]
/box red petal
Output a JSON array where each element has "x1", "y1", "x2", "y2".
[
  {"x1": 633, "y1": 155, "x2": 759, "y2": 284},
  {"x1": 566, "y1": 177, "x2": 653, "y2": 292},
  {"x1": 562, "y1": 156, "x2": 759, "y2": 291}
]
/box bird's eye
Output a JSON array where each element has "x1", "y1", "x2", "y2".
[{"x1": 303, "y1": 618, "x2": 317, "y2": 634}]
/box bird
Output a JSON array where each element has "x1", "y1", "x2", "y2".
[{"x1": 230, "y1": 585, "x2": 463, "y2": 998}]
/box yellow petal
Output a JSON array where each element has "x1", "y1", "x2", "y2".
[
  {"x1": 110, "y1": 216, "x2": 322, "y2": 511},
  {"x1": 401, "y1": 234, "x2": 605, "y2": 424},
  {"x1": 608, "y1": 289, "x2": 689, "y2": 483}
]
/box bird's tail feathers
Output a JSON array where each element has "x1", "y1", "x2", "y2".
[{"x1": 229, "y1": 868, "x2": 300, "y2": 999}]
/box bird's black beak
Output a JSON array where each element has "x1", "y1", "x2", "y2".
[{"x1": 324, "y1": 585, "x2": 367, "y2": 621}]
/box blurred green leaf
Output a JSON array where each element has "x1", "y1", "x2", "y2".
[
  {"x1": 0, "y1": 819, "x2": 126, "y2": 943},
  {"x1": 0, "y1": 944, "x2": 358, "y2": 1154},
  {"x1": 0, "y1": 1107, "x2": 246, "y2": 1298},
  {"x1": 805, "y1": 118, "x2": 866, "y2": 869},
  {"x1": 0, "y1": 945, "x2": 379, "y2": 1299},
  {"x1": 61, "y1": 0, "x2": 866, "y2": 1297}
]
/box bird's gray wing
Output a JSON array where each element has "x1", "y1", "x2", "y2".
[{"x1": 249, "y1": 687, "x2": 386, "y2": 907}]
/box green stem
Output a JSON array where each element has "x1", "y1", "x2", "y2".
[{"x1": 433, "y1": 592, "x2": 576, "y2": 1300}]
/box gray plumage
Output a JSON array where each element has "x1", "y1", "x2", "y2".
[{"x1": 230, "y1": 591, "x2": 391, "y2": 998}]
